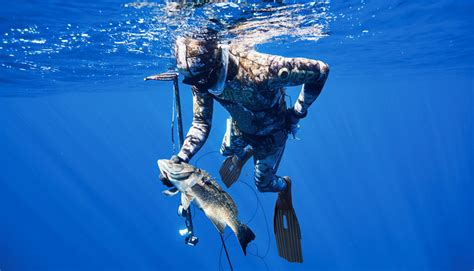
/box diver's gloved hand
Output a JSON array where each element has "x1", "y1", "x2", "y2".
[
  {"x1": 170, "y1": 154, "x2": 184, "y2": 164},
  {"x1": 286, "y1": 108, "x2": 306, "y2": 139}
]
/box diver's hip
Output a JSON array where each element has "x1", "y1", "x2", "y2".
[{"x1": 228, "y1": 117, "x2": 287, "y2": 145}]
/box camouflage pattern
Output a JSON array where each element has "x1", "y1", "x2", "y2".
[
  {"x1": 220, "y1": 117, "x2": 289, "y2": 192},
  {"x1": 177, "y1": 45, "x2": 329, "y2": 192},
  {"x1": 177, "y1": 85, "x2": 214, "y2": 162}
]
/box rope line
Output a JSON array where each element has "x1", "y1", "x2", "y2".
[{"x1": 220, "y1": 234, "x2": 234, "y2": 271}]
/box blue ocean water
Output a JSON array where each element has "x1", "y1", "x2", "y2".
[{"x1": 1, "y1": 0, "x2": 473, "y2": 270}]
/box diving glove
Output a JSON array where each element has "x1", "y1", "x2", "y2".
[{"x1": 170, "y1": 154, "x2": 184, "y2": 164}]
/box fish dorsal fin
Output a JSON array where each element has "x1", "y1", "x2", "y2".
[
  {"x1": 181, "y1": 193, "x2": 194, "y2": 210},
  {"x1": 209, "y1": 216, "x2": 226, "y2": 234}
]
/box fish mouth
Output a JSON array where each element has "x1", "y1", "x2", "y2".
[
  {"x1": 157, "y1": 158, "x2": 195, "y2": 183},
  {"x1": 161, "y1": 170, "x2": 169, "y2": 180},
  {"x1": 157, "y1": 159, "x2": 171, "y2": 179}
]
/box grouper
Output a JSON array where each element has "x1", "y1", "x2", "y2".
[{"x1": 158, "y1": 159, "x2": 256, "y2": 255}]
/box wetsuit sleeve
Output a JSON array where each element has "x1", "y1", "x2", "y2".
[
  {"x1": 269, "y1": 57, "x2": 330, "y2": 117},
  {"x1": 177, "y1": 86, "x2": 213, "y2": 162}
]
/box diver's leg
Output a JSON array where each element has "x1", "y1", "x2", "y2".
[
  {"x1": 253, "y1": 132, "x2": 302, "y2": 262},
  {"x1": 253, "y1": 132, "x2": 288, "y2": 193},
  {"x1": 220, "y1": 117, "x2": 249, "y2": 158},
  {"x1": 219, "y1": 117, "x2": 252, "y2": 187}
]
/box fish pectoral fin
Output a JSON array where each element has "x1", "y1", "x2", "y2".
[
  {"x1": 181, "y1": 193, "x2": 194, "y2": 210},
  {"x1": 209, "y1": 216, "x2": 226, "y2": 234},
  {"x1": 162, "y1": 187, "x2": 179, "y2": 197}
]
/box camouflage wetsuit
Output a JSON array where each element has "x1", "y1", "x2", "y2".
[{"x1": 177, "y1": 46, "x2": 329, "y2": 192}]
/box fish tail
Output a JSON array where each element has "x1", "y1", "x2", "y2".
[{"x1": 237, "y1": 223, "x2": 255, "y2": 255}]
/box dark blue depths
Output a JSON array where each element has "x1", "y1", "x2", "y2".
[{"x1": 0, "y1": 0, "x2": 473, "y2": 270}]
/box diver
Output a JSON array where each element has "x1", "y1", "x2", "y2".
[{"x1": 160, "y1": 29, "x2": 329, "y2": 262}]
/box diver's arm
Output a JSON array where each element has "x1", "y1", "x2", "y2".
[
  {"x1": 293, "y1": 66, "x2": 329, "y2": 117},
  {"x1": 269, "y1": 57, "x2": 329, "y2": 116},
  {"x1": 177, "y1": 86, "x2": 213, "y2": 162}
]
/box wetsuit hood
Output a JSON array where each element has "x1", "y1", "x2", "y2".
[{"x1": 175, "y1": 36, "x2": 223, "y2": 90}]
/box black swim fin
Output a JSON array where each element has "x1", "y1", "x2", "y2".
[
  {"x1": 219, "y1": 148, "x2": 253, "y2": 188},
  {"x1": 273, "y1": 177, "x2": 303, "y2": 263}
]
